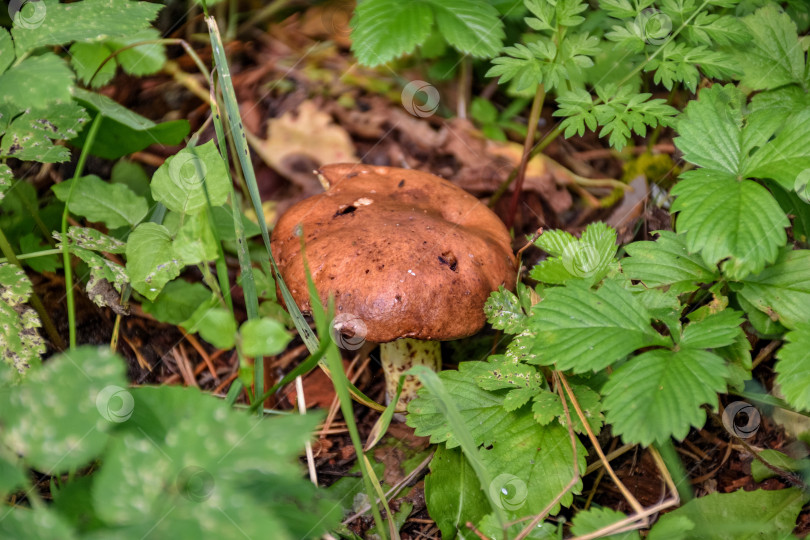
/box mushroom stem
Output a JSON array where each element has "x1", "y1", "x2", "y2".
[{"x1": 380, "y1": 338, "x2": 441, "y2": 419}]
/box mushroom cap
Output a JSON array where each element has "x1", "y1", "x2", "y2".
[{"x1": 271, "y1": 164, "x2": 517, "y2": 343}]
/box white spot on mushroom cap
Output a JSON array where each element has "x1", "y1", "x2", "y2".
[{"x1": 353, "y1": 197, "x2": 373, "y2": 206}]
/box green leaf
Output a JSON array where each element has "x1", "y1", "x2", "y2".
[
  {"x1": 738, "y1": 249, "x2": 810, "y2": 330},
  {"x1": 91, "y1": 385, "x2": 337, "y2": 538},
  {"x1": 775, "y1": 323, "x2": 810, "y2": 412},
  {"x1": 0, "y1": 164, "x2": 12, "y2": 199},
  {"x1": 240, "y1": 317, "x2": 292, "y2": 357},
  {"x1": 407, "y1": 362, "x2": 512, "y2": 448},
  {"x1": 108, "y1": 28, "x2": 166, "y2": 77},
  {"x1": 0, "y1": 264, "x2": 44, "y2": 375},
  {"x1": 570, "y1": 507, "x2": 640, "y2": 539},
  {"x1": 60, "y1": 226, "x2": 126, "y2": 253},
  {"x1": 531, "y1": 384, "x2": 603, "y2": 435},
  {"x1": 190, "y1": 307, "x2": 236, "y2": 350},
  {"x1": 141, "y1": 279, "x2": 212, "y2": 325},
  {"x1": 527, "y1": 280, "x2": 670, "y2": 373},
  {"x1": 10, "y1": 0, "x2": 162, "y2": 56},
  {"x1": 745, "y1": 109, "x2": 810, "y2": 192},
  {"x1": 350, "y1": 0, "x2": 503, "y2": 66},
  {"x1": 750, "y1": 449, "x2": 809, "y2": 482},
  {"x1": 531, "y1": 222, "x2": 617, "y2": 285},
  {"x1": 0, "y1": 452, "x2": 25, "y2": 499},
  {"x1": 125, "y1": 223, "x2": 183, "y2": 301},
  {"x1": 350, "y1": 0, "x2": 433, "y2": 66},
  {"x1": 484, "y1": 287, "x2": 525, "y2": 334},
  {"x1": 0, "y1": 346, "x2": 128, "y2": 473},
  {"x1": 0, "y1": 507, "x2": 76, "y2": 540},
  {"x1": 0, "y1": 28, "x2": 13, "y2": 76},
  {"x1": 622, "y1": 231, "x2": 719, "y2": 292},
  {"x1": 671, "y1": 171, "x2": 788, "y2": 280},
  {"x1": 111, "y1": 159, "x2": 151, "y2": 198},
  {"x1": 603, "y1": 348, "x2": 728, "y2": 445},
  {"x1": 150, "y1": 141, "x2": 230, "y2": 214},
  {"x1": 680, "y1": 309, "x2": 744, "y2": 350},
  {"x1": 172, "y1": 211, "x2": 219, "y2": 265},
  {"x1": 19, "y1": 233, "x2": 60, "y2": 273},
  {"x1": 52, "y1": 175, "x2": 147, "y2": 229},
  {"x1": 72, "y1": 88, "x2": 189, "y2": 160},
  {"x1": 651, "y1": 488, "x2": 808, "y2": 539},
  {"x1": 70, "y1": 41, "x2": 116, "y2": 87},
  {"x1": 211, "y1": 204, "x2": 261, "y2": 241},
  {"x1": 737, "y1": 4, "x2": 806, "y2": 91},
  {"x1": 590, "y1": 85, "x2": 678, "y2": 151},
  {"x1": 0, "y1": 101, "x2": 88, "y2": 163},
  {"x1": 425, "y1": 445, "x2": 490, "y2": 540},
  {"x1": 0, "y1": 54, "x2": 73, "y2": 110},
  {"x1": 479, "y1": 412, "x2": 585, "y2": 518},
  {"x1": 427, "y1": 0, "x2": 504, "y2": 58}
]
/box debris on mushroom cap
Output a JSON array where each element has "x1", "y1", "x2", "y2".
[{"x1": 271, "y1": 163, "x2": 518, "y2": 343}]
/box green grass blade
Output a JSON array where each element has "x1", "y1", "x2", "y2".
[{"x1": 408, "y1": 365, "x2": 508, "y2": 528}]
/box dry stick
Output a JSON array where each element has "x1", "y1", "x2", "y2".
[
  {"x1": 557, "y1": 372, "x2": 646, "y2": 518},
  {"x1": 120, "y1": 334, "x2": 153, "y2": 372},
  {"x1": 322, "y1": 353, "x2": 371, "y2": 437},
  {"x1": 584, "y1": 438, "x2": 618, "y2": 510},
  {"x1": 182, "y1": 330, "x2": 219, "y2": 382},
  {"x1": 752, "y1": 339, "x2": 782, "y2": 370},
  {"x1": 572, "y1": 445, "x2": 682, "y2": 540},
  {"x1": 343, "y1": 450, "x2": 435, "y2": 526},
  {"x1": 505, "y1": 84, "x2": 546, "y2": 231},
  {"x1": 583, "y1": 443, "x2": 636, "y2": 476},
  {"x1": 511, "y1": 371, "x2": 580, "y2": 540},
  {"x1": 295, "y1": 374, "x2": 318, "y2": 486}
]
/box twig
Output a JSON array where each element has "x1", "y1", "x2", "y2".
[{"x1": 557, "y1": 372, "x2": 646, "y2": 518}]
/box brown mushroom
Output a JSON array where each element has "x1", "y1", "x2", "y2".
[{"x1": 271, "y1": 164, "x2": 517, "y2": 416}]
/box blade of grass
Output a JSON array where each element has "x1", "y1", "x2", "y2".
[
  {"x1": 301, "y1": 248, "x2": 389, "y2": 538},
  {"x1": 408, "y1": 365, "x2": 508, "y2": 529},
  {"x1": 61, "y1": 113, "x2": 103, "y2": 349},
  {"x1": 203, "y1": 8, "x2": 382, "y2": 411}
]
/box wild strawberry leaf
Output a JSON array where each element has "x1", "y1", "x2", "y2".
[
  {"x1": 527, "y1": 280, "x2": 671, "y2": 373},
  {"x1": 603, "y1": 348, "x2": 728, "y2": 445},
  {"x1": 479, "y1": 412, "x2": 585, "y2": 518},
  {"x1": 407, "y1": 361, "x2": 511, "y2": 448},
  {"x1": 650, "y1": 488, "x2": 808, "y2": 540},
  {"x1": 736, "y1": 4, "x2": 806, "y2": 91},
  {"x1": 350, "y1": 0, "x2": 503, "y2": 66},
  {"x1": 679, "y1": 309, "x2": 745, "y2": 350},
  {"x1": 10, "y1": 0, "x2": 162, "y2": 56},
  {"x1": 570, "y1": 507, "x2": 639, "y2": 539},
  {"x1": 622, "y1": 230, "x2": 719, "y2": 292},
  {"x1": 484, "y1": 287, "x2": 525, "y2": 334},
  {"x1": 775, "y1": 323, "x2": 810, "y2": 412},
  {"x1": 531, "y1": 222, "x2": 617, "y2": 285},
  {"x1": 737, "y1": 249, "x2": 810, "y2": 330}
]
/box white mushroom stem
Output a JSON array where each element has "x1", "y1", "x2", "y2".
[{"x1": 380, "y1": 338, "x2": 441, "y2": 419}]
